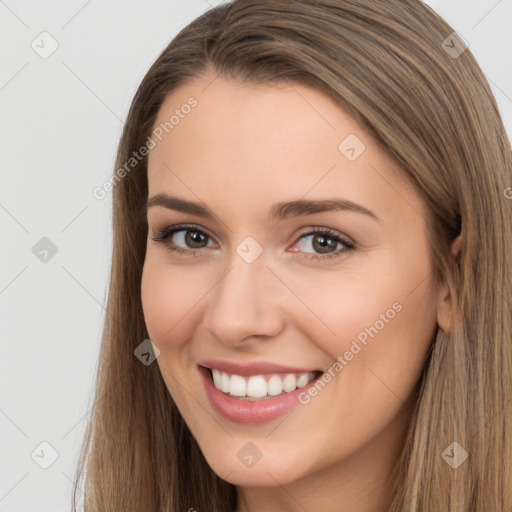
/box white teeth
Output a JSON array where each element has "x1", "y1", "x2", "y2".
[
  {"x1": 296, "y1": 373, "x2": 310, "y2": 388},
  {"x1": 230, "y1": 374, "x2": 247, "y2": 396},
  {"x1": 267, "y1": 375, "x2": 283, "y2": 396},
  {"x1": 210, "y1": 369, "x2": 316, "y2": 398},
  {"x1": 246, "y1": 376, "x2": 267, "y2": 398},
  {"x1": 221, "y1": 372, "x2": 230, "y2": 393},
  {"x1": 212, "y1": 369, "x2": 222, "y2": 389},
  {"x1": 282, "y1": 374, "x2": 297, "y2": 392}
]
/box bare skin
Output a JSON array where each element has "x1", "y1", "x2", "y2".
[{"x1": 141, "y1": 72, "x2": 456, "y2": 512}]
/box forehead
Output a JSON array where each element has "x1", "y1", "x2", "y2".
[{"x1": 146, "y1": 74, "x2": 423, "y2": 225}]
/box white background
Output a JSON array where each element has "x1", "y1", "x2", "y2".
[{"x1": 1, "y1": 1, "x2": 511, "y2": 510}]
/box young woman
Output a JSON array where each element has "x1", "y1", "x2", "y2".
[{"x1": 73, "y1": 1, "x2": 512, "y2": 510}]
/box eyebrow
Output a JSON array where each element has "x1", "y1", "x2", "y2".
[{"x1": 145, "y1": 193, "x2": 380, "y2": 223}]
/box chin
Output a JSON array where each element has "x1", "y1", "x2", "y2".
[{"x1": 200, "y1": 442, "x2": 309, "y2": 487}]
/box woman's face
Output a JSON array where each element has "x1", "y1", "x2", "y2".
[{"x1": 141, "y1": 74, "x2": 451, "y2": 489}]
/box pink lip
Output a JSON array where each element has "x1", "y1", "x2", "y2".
[
  {"x1": 197, "y1": 359, "x2": 317, "y2": 376},
  {"x1": 198, "y1": 365, "x2": 321, "y2": 424}
]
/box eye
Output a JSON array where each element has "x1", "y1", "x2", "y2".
[
  {"x1": 151, "y1": 224, "x2": 217, "y2": 255},
  {"x1": 151, "y1": 224, "x2": 355, "y2": 261},
  {"x1": 291, "y1": 227, "x2": 355, "y2": 260}
]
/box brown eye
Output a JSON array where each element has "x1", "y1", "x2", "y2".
[
  {"x1": 293, "y1": 228, "x2": 355, "y2": 261},
  {"x1": 151, "y1": 224, "x2": 217, "y2": 255},
  {"x1": 181, "y1": 230, "x2": 209, "y2": 249}
]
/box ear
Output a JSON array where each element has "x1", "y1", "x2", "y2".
[
  {"x1": 436, "y1": 234, "x2": 462, "y2": 332},
  {"x1": 450, "y1": 233, "x2": 463, "y2": 259}
]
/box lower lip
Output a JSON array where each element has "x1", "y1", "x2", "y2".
[{"x1": 198, "y1": 366, "x2": 319, "y2": 424}]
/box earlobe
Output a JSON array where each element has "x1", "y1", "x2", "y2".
[
  {"x1": 436, "y1": 281, "x2": 453, "y2": 332},
  {"x1": 437, "y1": 234, "x2": 462, "y2": 332}
]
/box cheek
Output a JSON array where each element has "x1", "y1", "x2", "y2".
[
  {"x1": 140, "y1": 256, "x2": 205, "y2": 347},
  {"x1": 321, "y1": 276, "x2": 436, "y2": 352},
  {"x1": 140, "y1": 257, "x2": 208, "y2": 413},
  {"x1": 288, "y1": 250, "x2": 438, "y2": 393}
]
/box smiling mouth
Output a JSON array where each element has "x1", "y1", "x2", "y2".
[{"x1": 204, "y1": 367, "x2": 323, "y2": 400}]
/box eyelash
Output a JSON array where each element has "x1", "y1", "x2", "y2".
[{"x1": 150, "y1": 223, "x2": 355, "y2": 261}]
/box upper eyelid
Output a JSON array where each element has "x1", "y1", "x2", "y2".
[
  {"x1": 162, "y1": 223, "x2": 219, "y2": 243},
  {"x1": 153, "y1": 223, "x2": 354, "y2": 248}
]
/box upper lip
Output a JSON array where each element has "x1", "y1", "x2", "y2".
[{"x1": 198, "y1": 359, "x2": 320, "y2": 376}]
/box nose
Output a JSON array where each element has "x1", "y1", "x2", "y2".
[{"x1": 202, "y1": 250, "x2": 286, "y2": 347}]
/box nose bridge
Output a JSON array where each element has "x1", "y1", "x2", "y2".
[{"x1": 203, "y1": 244, "x2": 284, "y2": 345}]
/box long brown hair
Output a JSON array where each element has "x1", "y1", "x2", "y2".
[{"x1": 72, "y1": 1, "x2": 512, "y2": 510}]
